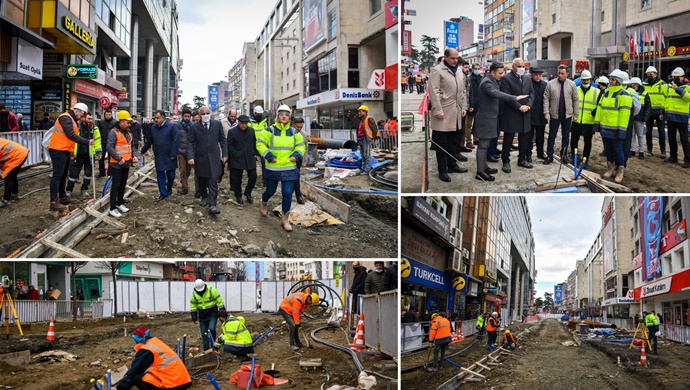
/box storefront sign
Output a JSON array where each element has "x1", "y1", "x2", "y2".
[
  {"x1": 634, "y1": 268, "x2": 690, "y2": 300},
  {"x1": 33, "y1": 79, "x2": 63, "y2": 101},
  {"x1": 639, "y1": 196, "x2": 664, "y2": 280},
  {"x1": 384, "y1": 0, "x2": 398, "y2": 29},
  {"x1": 43, "y1": 65, "x2": 64, "y2": 78},
  {"x1": 469, "y1": 281, "x2": 478, "y2": 296},
  {"x1": 55, "y1": 3, "x2": 95, "y2": 54},
  {"x1": 64, "y1": 81, "x2": 72, "y2": 113},
  {"x1": 486, "y1": 269, "x2": 497, "y2": 282},
  {"x1": 67, "y1": 64, "x2": 98, "y2": 79},
  {"x1": 451, "y1": 275, "x2": 467, "y2": 292},
  {"x1": 660, "y1": 219, "x2": 687, "y2": 254},
  {"x1": 7, "y1": 37, "x2": 43, "y2": 80},
  {"x1": 640, "y1": 276, "x2": 672, "y2": 298},
  {"x1": 402, "y1": 256, "x2": 461, "y2": 293},
  {"x1": 302, "y1": 0, "x2": 326, "y2": 52},
  {"x1": 340, "y1": 88, "x2": 383, "y2": 101},
  {"x1": 73, "y1": 79, "x2": 119, "y2": 105},
  {"x1": 409, "y1": 197, "x2": 451, "y2": 242},
  {"x1": 119, "y1": 262, "x2": 163, "y2": 278},
  {"x1": 367, "y1": 69, "x2": 386, "y2": 90},
  {"x1": 402, "y1": 30, "x2": 412, "y2": 55},
  {"x1": 33, "y1": 101, "x2": 63, "y2": 114},
  {"x1": 554, "y1": 285, "x2": 563, "y2": 303},
  {"x1": 208, "y1": 85, "x2": 219, "y2": 111},
  {"x1": 603, "y1": 296, "x2": 636, "y2": 306},
  {"x1": 603, "y1": 217, "x2": 614, "y2": 275},
  {"x1": 99, "y1": 96, "x2": 111, "y2": 108},
  {"x1": 401, "y1": 226, "x2": 447, "y2": 270},
  {"x1": 444, "y1": 21, "x2": 459, "y2": 49}
]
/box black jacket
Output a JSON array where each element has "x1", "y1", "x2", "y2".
[
  {"x1": 468, "y1": 73, "x2": 483, "y2": 115},
  {"x1": 382, "y1": 263, "x2": 398, "y2": 292},
  {"x1": 350, "y1": 266, "x2": 367, "y2": 295},
  {"x1": 176, "y1": 120, "x2": 192, "y2": 156},
  {"x1": 499, "y1": 72, "x2": 535, "y2": 133},
  {"x1": 227, "y1": 125, "x2": 258, "y2": 171},
  {"x1": 39, "y1": 117, "x2": 54, "y2": 130},
  {"x1": 129, "y1": 121, "x2": 142, "y2": 149},
  {"x1": 530, "y1": 79, "x2": 548, "y2": 126},
  {"x1": 187, "y1": 119, "x2": 228, "y2": 179}
]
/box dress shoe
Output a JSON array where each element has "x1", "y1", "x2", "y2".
[
  {"x1": 200, "y1": 198, "x2": 209, "y2": 207},
  {"x1": 562, "y1": 155, "x2": 571, "y2": 164},
  {"x1": 487, "y1": 156, "x2": 500, "y2": 163},
  {"x1": 194, "y1": 191, "x2": 201, "y2": 198},
  {"x1": 543, "y1": 158, "x2": 554, "y2": 165},
  {"x1": 9, "y1": 194, "x2": 20, "y2": 201},
  {"x1": 448, "y1": 166, "x2": 468, "y2": 173},
  {"x1": 665, "y1": 157, "x2": 678, "y2": 163},
  {"x1": 59, "y1": 196, "x2": 77, "y2": 205},
  {"x1": 155, "y1": 196, "x2": 167, "y2": 204},
  {"x1": 49, "y1": 201, "x2": 66, "y2": 211},
  {"x1": 660, "y1": 152, "x2": 667, "y2": 158},
  {"x1": 236, "y1": 195, "x2": 244, "y2": 204},
  {"x1": 179, "y1": 188, "x2": 188, "y2": 195},
  {"x1": 638, "y1": 152, "x2": 644, "y2": 160},
  {"x1": 536, "y1": 153, "x2": 547, "y2": 160},
  {"x1": 527, "y1": 156, "x2": 533, "y2": 164},
  {"x1": 475, "y1": 172, "x2": 495, "y2": 181},
  {"x1": 466, "y1": 143, "x2": 475, "y2": 149},
  {"x1": 684, "y1": 162, "x2": 690, "y2": 168},
  {"x1": 460, "y1": 146, "x2": 472, "y2": 153},
  {"x1": 245, "y1": 194, "x2": 254, "y2": 204},
  {"x1": 439, "y1": 173, "x2": 451, "y2": 182},
  {"x1": 455, "y1": 154, "x2": 468, "y2": 162},
  {"x1": 518, "y1": 160, "x2": 533, "y2": 169},
  {"x1": 495, "y1": 148, "x2": 502, "y2": 154},
  {"x1": 502, "y1": 162, "x2": 511, "y2": 173},
  {"x1": 484, "y1": 167, "x2": 498, "y2": 174},
  {"x1": 628, "y1": 150, "x2": 636, "y2": 157},
  {"x1": 96, "y1": 172, "x2": 105, "y2": 178},
  {"x1": 209, "y1": 206, "x2": 220, "y2": 214},
  {"x1": 296, "y1": 195, "x2": 306, "y2": 204}
]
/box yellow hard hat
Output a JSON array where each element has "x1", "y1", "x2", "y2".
[
  {"x1": 504, "y1": 329, "x2": 511, "y2": 334},
  {"x1": 310, "y1": 293, "x2": 319, "y2": 305},
  {"x1": 116, "y1": 110, "x2": 132, "y2": 121},
  {"x1": 431, "y1": 313, "x2": 439, "y2": 320},
  {"x1": 357, "y1": 105, "x2": 369, "y2": 112}
]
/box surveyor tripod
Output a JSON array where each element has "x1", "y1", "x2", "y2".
[{"x1": 0, "y1": 292, "x2": 23, "y2": 338}]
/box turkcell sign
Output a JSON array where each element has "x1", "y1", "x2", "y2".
[
  {"x1": 402, "y1": 256, "x2": 450, "y2": 291},
  {"x1": 445, "y1": 21, "x2": 459, "y2": 49}
]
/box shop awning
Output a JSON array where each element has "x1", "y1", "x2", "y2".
[
  {"x1": 27, "y1": 1, "x2": 96, "y2": 55},
  {"x1": 0, "y1": 15, "x2": 55, "y2": 49},
  {"x1": 296, "y1": 88, "x2": 384, "y2": 110},
  {"x1": 633, "y1": 268, "x2": 690, "y2": 300}
]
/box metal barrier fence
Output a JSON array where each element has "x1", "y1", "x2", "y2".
[
  {"x1": 401, "y1": 319, "x2": 479, "y2": 354},
  {"x1": 0, "y1": 130, "x2": 48, "y2": 166},
  {"x1": 309, "y1": 129, "x2": 398, "y2": 152},
  {"x1": 361, "y1": 290, "x2": 398, "y2": 357},
  {"x1": 3, "y1": 299, "x2": 114, "y2": 323},
  {"x1": 660, "y1": 323, "x2": 690, "y2": 345},
  {"x1": 111, "y1": 279, "x2": 341, "y2": 315},
  {"x1": 375, "y1": 129, "x2": 398, "y2": 151}
]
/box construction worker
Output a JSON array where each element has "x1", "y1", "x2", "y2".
[
  {"x1": 594, "y1": 69, "x2": 633, "y2": 184},
  {"x1": 475, "y1": 312, "x2": 487, "y2": 340},
  {"x1": 47, "y1": 102, "x2": 94, "y2": 212},
  {"x1": 663, "y1": 67, "x2": 690, "y2": 168},
  {"x1": 571, "y1": 70, "x2": 599, "y2": 168},
  {"x1": 428, "y1": 312, "x2": 452, "y2": 372},
  {"x1": 487, "y1": 312, "x2": 500, "y2": 346},
  {"x1": 278, "y1": 291, "x2": 319, "y2": 351},
  {"x1": 643, "y1": 66, "x2": 668, "y2": 157},
  {"x1": 0, "y1": 137, "x2": 29, "y2": 208},
  {"x1": 66, "y1": 112, "x2": 102, "y2": 198},
  {"x1": 214, "y1": 310, "x2": 254, "y2": 362},
  {"x1": 256, "y1": 104, "x2": 305, "y2": 232},
  {"x1": 644, "y1": 310, "x2": 660, "y2": 354},
  {"x1": 622, "y1": 74, "x2": 641, "y2": 165},
  {"x1": 106, "y1": 111, "x2": 138, "y2": 218},
  {"x1": 113, "y1": 326, "x2": 192, "y2": 390},
  {"x1": 502, "y1": 329, "x2": 516, "y2": 350},
  {"x1": 629, "y1": 77, "x2": 651, "y2": 160},
  {"x1": 189, "y1": 279, "x2": 225, "y2": 351},
  {"x1": 356, "y1": 105, "x2": 379, "y2": 173}
]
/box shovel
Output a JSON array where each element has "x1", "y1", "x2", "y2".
[{"x1": 264, "y1": 363, "x2": 280, "y2": 377}]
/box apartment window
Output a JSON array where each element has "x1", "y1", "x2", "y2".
[
  {"x1": 552, "y1": 13, "x2": 556, "y2": 25},
  {"x1": 328, "y1": 9, "x2": 337, "y2": 40},
  {"x1": 348, "y1": 46, "x2": 360, "y2": 88},
  {"x1": 293, "y1": 63, "x2": 296, "y2": 71},
  {"x1": 287, "y1": 83, "x2": 289, "y2": 91},
  {"x1": 601, "y1": 11, "x2": 605, "y2": 22},
  {"x1": 293, "y1": 80, "x2": 296, "y2": 88},
  {"x1": 287, "y1": 67, "x2": 290, "y2": 75},
  {"x1": 370, "y1": 0, "x2": 382, "y2": 15},
  {"x1": 641, "y1": 0, "x2": 651, "y2": 9}
]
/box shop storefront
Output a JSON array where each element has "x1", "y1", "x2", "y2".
[
  {"x1": 634, "y1": 268, "x2": 690, "y2": 327},
  {"x1": 296, "y1": 88, "x2": 385, "y2": 130},
  {"x1": 0, "y1": 262, "x2": 70, "y2": 299},
  {"x1": 401, "y1": 256, "x2": 468, "y2": 318},
  {"x1": 72, "y1": 78, "x2": 120, "y2": 115}
]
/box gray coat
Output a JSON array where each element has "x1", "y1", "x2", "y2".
[
  {"x1": 187, "y1": 119, "x2": 227, "y2": 179},
  {"x1": 543, "y1": 78, "x2": 579, "y2": 120},
  {"x1": 499, "y1": 72, "x2": 535, "y2": 133},
  {"x1": 428, "y1": 62, "x2": 468, "y2": 132},
  {"x1": 473, "y1": 76, "x2": 520, "y2": 139}
]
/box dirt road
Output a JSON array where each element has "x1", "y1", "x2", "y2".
[
  {"x1": 402, "y1": 319, "x2": 690, "y2": 389},
  {"x1": 0, "y1": 165, "x2": 397, "y2": 258},
  {"x1": 0, "y1": 313, "x2": 391, "y2": 389}
]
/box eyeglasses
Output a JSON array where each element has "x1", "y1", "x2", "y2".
[{"x1": 278, "y1": 113, "x2": 290, "y2": 117}]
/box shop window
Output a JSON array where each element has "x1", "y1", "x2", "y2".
[
  {"x1": 328, "y1": 9, "x2": 337, "y2": 40},
  {"x1": 348, "y1": 47, "x2": 360, "y2": 88},
  {"x1": 663, "y1": 254, "x2": 672, "y2": 275}
]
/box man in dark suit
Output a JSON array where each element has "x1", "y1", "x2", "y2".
[
  {"x1": 529, "y1": 68, "x2": 548, "y2": 160},
  {"x1": 187, "y1": 106, "x2": 227, "y2": 215},
  {"x1": 499, "y1": 58, "x2": 535, "y2": 172},
  {"x1": 227, "y1": 115, "x2": 259, "y2": 204},
  {"x1": 141, "y1": 110, "x2": 179, "y2": 202}
]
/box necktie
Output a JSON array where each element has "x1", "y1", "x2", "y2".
[{"x1": 204, "y1": 122, "x2": 208, "y2": 131}]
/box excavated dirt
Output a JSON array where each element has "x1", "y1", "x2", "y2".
[
  {"x1": 402, "y1": 319, "x2": 690, "y2": 390},
  {"x1": 0, "y1": 312, "x2": 392, "y2": 389},
  {"x1": 0, "y1": 164, "x2": 397, "y2": 258}
]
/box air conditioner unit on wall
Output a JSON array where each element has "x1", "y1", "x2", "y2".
[
  {"x1": 449, "y1": 248, "x2": 463, "y2": 273},
  {"x1": 450, "y1": 228, "x2": 463, "y2": 248}
]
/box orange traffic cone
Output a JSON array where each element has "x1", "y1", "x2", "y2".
[
  {"x1": 350, "y1": 313, "x2": 367, "y2": 352},
  {"x1": 640, "y1": 345, "x2": 647, "y2": 365},
  {"x1": 343, "y1": 308, "x2": 348, "y2": 324},
  {"x1": 46, "y1": 317, "x2": 55, "y2": 341},
  {"x1": 459, "y1": 331, "x2": 465, "y2": 341}
]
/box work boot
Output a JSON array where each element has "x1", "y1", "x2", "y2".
[
  {"x1": 65, "y1": 191, "x2": 72, "y2": 198},
  {"x1": 603, "y1": 162, "x2": 616, "y2": 179},
  {"x1": 281, "y1": 212, "x2": 293, "y2": 232},
  {"x1": 638, "y1": 152, "x2": 644, "y2": 160},
  {"x1": 614, "y1": 166, "x2": 625, "y2": 183},
  {"x1": 81, "y1": 190, "x2": 89, "y2": 198},
  {"x1": 10, "y1": 193, "x2": 19, "y2": 201},
  {"x1": 260, "y1": 200, "x2": 268, "y2": 216},
  {"x1": 245, "y1": 194, "x2": 253, "y2": 204},
  {"x1": 50, "y1": 201, "x2": 66, "y2": 211},
  {"x1": 290, "y1": 345, "x2": 300, "y2": 351},
  {"x1": 59, "y1": 196, "x2": 77, "y2": 205},
  {"x1": 200, "y1": 198, "x2": 209, "y2": 207},
  {"x1": 236, "y1": 195, "x2": 244, "y2": 205}
]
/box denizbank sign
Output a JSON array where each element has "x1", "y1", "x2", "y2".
[{"x1": 340, "y1": 89, "x2": 383, "y2": 100}]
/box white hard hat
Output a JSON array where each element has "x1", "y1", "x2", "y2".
[
  {"x1": 73, "y1": 103, "x2": 88, "y2": 113},
  {"x1": 277, "y1": 104, "x2": 291, "y2": 113},
  {"x1": 671, "y1": 67, "x2": 685, "y2": 77},
  {"x1": 253, "y1": 106, "x2": 264, "y2": 114},
  {"x1": 492, "y1": 312, "x2": 498, "y2": 316},
  {"x1": 580, "y1": 70, "x2": 592, "y2": 80},
  {"x1": 609, "y1": 69, "x2": 627, "y2": 82},
  {"x1": 194, "y1": 279, "x2": 206, "y2": 292},
  {"x1": 645, "y1": 66, "x2": 658, "y2": 74},
  {"x1": 597, "y1": 76, "x2": 609, "y2": 85},
  {"x1": 629, "y1": 77, "x2": 643, "y2": 85}
]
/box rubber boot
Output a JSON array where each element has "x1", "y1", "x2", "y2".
[
  {"x1": 614, "y1": 166, "x2": 625, "y2": 183},
  {"x1": 603, "y1": 161, "x2": 616, "y2": 179},
  {"x1": 260, "y1": 200, "x2": 268, "y2": 217},
  {"x1": 281, "y1": 212, "x2": 293, "y2": 232}
]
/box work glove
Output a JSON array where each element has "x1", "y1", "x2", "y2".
[
  {"x1": 429, "y1": 341, "x2": 435, "y2": 349},
  {"x1": 214, "y1": 350, "x2": 221, "y2": 356},
  {"x1": 295, "y1": 323, "x2": 302, "y2": 330},
  {"x1": 96, "y1": 153, "x2": 102, "y2": 161}
]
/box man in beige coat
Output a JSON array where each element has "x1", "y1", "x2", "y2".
[
  {"x1": 543, "y1": 65, "x2": 579, "y2": 164},
  {"x1": 428, "y1": 48, "x2": 469, "y2": 182}
]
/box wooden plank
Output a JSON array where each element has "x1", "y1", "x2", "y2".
[
  {"x1": 461, "y1": 367, "x2": 485, "y2": 379},
  {"x1": 125, "y1": 185, "x2": 145, "y2": 195},
  {"x1": 0, "y1": 350, "x2": 31, "y2": 366},
  {"x1": 475, "y1": 361, "x2": 491, "y2": 371},
  {"x1": 120, "y1": 232, "x2": 129, "y2": 244},
  {"x1": 83, "y1": 207, "x2": 127, "y2": 229},
  {"x1": 300, "y1": 181, "x2": 351, "y2": 223},
  {"x1": 299, "y1": 358, "x2": 323, "y2": 368},
  {"x1": 535, "y1": 179, "x2": 587, "y2": 192},
  {"x1": 595, "y1": 178, "x2": 631, "y2": 193},
  {"x1": 42, "y1": 239, "x2": 88, "y2": 258},
  {"x1": 134, "y1": 170, "x2": 157, "y2": 181}
]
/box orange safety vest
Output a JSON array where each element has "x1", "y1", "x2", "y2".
[
  {"x1": 134, "y1": 337, "x2": 191, "y2": 388},
  {"x1": 504, "y1": 332, "x2": 516, "y2": 344},
  {"x1": 110, "y1": 130, "x2": 132, "y2": 164},
  {"x1": 388, "y1": 120, "x2": 398, "y2": 136},
  {"x1": 363, "y1": 116, "x2": 380, "y2": 140},
  {"x1": 401, "y1": 76, "x2": 408, "y2": 84},
  {"x1": 429, "y1": 316, "x2": 452, "y2": 341},
  {"x1": 487, "y1": 317, "x2": 498, "y2": 331},
  {"x1": 0, "y1": 138, "x2": 29, "y2": 179},
  {"x1": 279, "y1": 292, "x2": 308, "y2": 323},
  {"x1": 416, "y1": 75, "x2": 422, "y2": 83},
  {"x1": 49, "y1": 112, "x2": 79, "y2": 152}
]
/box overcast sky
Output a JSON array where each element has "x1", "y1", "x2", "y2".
[
  {"x1": 526, "y1": 196, "x2": 605, "y2": 300},
  {"x1": 404, "y1": 0, "x2": 484, "y2": 54},
  {"x1": 177, "y1": 0, "x2": 276, "y2": 105}
]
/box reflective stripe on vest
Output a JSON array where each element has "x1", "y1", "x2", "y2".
[
  {"x1": 0, "y1": 140, "x2": 13, "y2": 176},
  {"x1": 49, "y1": 113, "x2": 79, "y2": 152},
  {"x1": 364, "y1": 116, "x2": 379, "y2": 139},
  {"x1": 141, "y1": 341, "x2": 181, "y2": 370},
  {"x1": 288, "y1": 294, "x2": 305, "y2": 312},
  {"x1": 191, "y1": 287, "x2": 220, "y2": 310},
  {"x1": 576, "y1": 87, "x2": 598, "y2": 124},
  {"x1": 645, "y1": 80, "x2": 667, "y2": 110},
  {"x1": 110, "y1": 131, "x2": 132, "y2": 163}
]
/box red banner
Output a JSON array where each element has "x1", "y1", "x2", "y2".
[
  {"x1": 402, "y1": 30, "x2": 412, "y2": 55},
  {"x1": 384, "y1": 0, "x2": 398, "y2": 29},
  {"x1": 384, "y1": 63, "x2": 397, "y2": 91},
  {"x1": 633, "y1": 253, "x2": 643, "y2": 270},
  {"x1": 660, "y1": 219, "x2": 687, "y2": 254}
]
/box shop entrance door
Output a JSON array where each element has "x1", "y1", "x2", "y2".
[{"x1": 674, "y1": 303, "x2": 683, "y2": 325}]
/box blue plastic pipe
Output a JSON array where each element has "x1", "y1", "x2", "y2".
[
  {"x1": 252, "y1": 325, "x2": 278, "y2": 345},
  {"x1": 444, "y1": 358, "x2": 462, "y2": 369},
  {"x1": 573, "y1": 148, "x2": 578, "y2": 178},
  {"x1": 247, "y1": 357, "x2": 256, "y2": 390},
  {"x1": 206, "y1": 373, "x2": 222, "y2": 390},
  {"x1": 107, "y1": 370, "x2": 112, "y2": 389},
  {"x1": 182, "y1": 334, "x2": 186, "y2": 364},
  {"x1": 575, "y1": 157, "x2": 587, "y2": 180},
  {"x1": 177, "y1": 339, "x2": 180, "y2": 357},
  {"x1": 99, "y1": 176, "x2": 112, "y2": 199}
]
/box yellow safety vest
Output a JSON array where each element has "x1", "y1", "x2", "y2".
[{"x1": 575, "y1": 86, "x2": 599, "y2": 125}]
